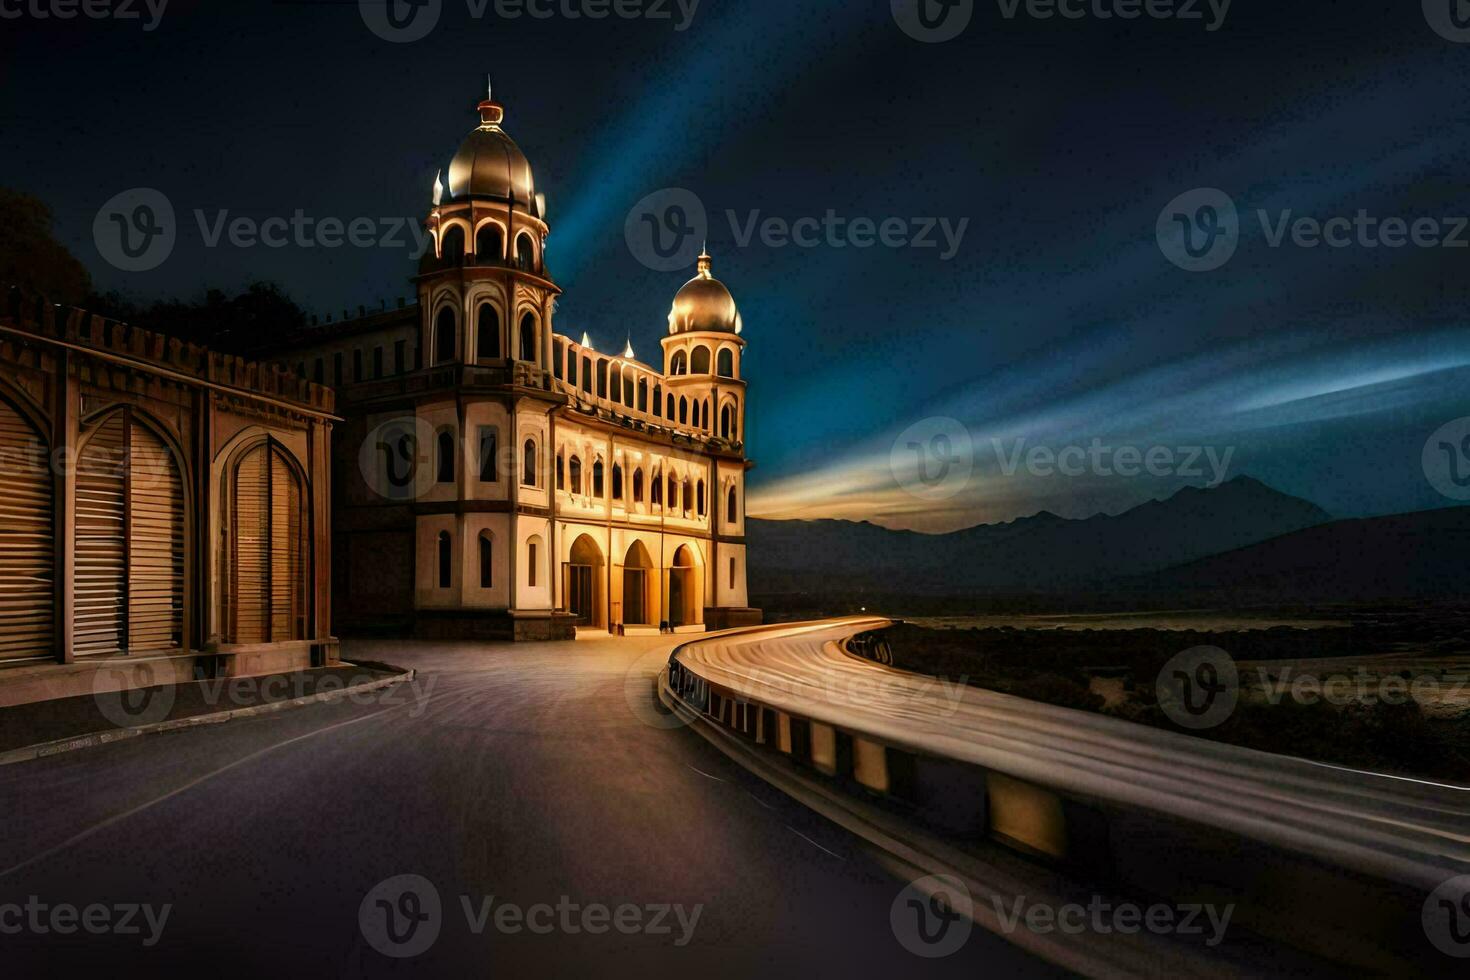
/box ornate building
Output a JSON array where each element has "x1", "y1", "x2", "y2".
[
  {"x1": 272, "y1": 92, "x2": 759, "y2": 640},
  {"x1": 0, "y1": 289, "x2": 337, "y2": 706}
]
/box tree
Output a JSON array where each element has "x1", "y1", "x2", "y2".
[{"x1": 0, "y1": 188, "x2": 92, "y2": 305}]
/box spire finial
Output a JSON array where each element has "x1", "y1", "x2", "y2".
[
  {"x1": 487, "y1": 75, "x2": 493, "y2": 102},
  {"x1": 622, "y1": 334, "x2": 635, "y2": 359},
  {"x1": 432, "y1": 169, "x2": 443, "y2": 206},
  {"x1": 696, "y1": 244, "x2": 712, "y2": 279}
]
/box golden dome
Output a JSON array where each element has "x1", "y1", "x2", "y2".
[
  {"x1": 446, "y1": 97, "x2": 538, "y2": 213},
  {"x1": 668, "y1": 250, "x2": 742, "y2": 335}
]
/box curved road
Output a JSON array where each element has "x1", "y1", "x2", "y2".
[{"x1": 0, "y1": 634, "x2": 1060, "y2": 977}]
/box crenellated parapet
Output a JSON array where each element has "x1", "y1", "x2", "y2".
[{"x1": 2, "y1": 284, "x2": 334, "y2": 414}]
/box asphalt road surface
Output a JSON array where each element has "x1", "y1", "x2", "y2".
[{"x1": 0, "y1": 635, "x2": 1061, "y2": 978}]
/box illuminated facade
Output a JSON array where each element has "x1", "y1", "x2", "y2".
[
  {"x1": 273, "y1": 93, "x2": 759, "y2": 640},
  {"x1": 0, "y1": 289, "x2": 337, "y2": 705}
]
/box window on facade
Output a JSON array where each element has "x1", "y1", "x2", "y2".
[
  {"x1": 637, "y1": 378, "x2": 648, "y2": 413},
  {"x1": 727, "y1": 486, "x2": 738, "y2": 524},
  {"x1": 651, "y1": 469, "x2": 662, "y2": 506},
  {"x1": 569, "y1": 456, "x2": 582, "y2": 494},
  {"x1": 691, "y1": 346, "x2": 711, "y2": 374},
  {"x1": 519, "y1": 312, "x2": 536, "y2": 363},
  {"x1": 479, "y1": 533, "x2": 493, "y2": 588},
  {"x1": 612, "y1": 464, "x2": 624, "y2": 500},
  {"x1": 720, "y1": 405, "x2": 733, "y2": 440},
  {"x1": 566, "y1": 350, "x2": 577, "y2": 387},
  {"x1": 652, "y1": 384, "x2": 662, "y2": 417},
  {"x1": 353, "y1": 348, "x2": 364, "y2": 381},
  {"x1": 553, "y1": 340, "x2": 564, "y2": 379},
  {"x1": 373, "y1": 346, "x2": 384, "y2": 378},
  {"x1": 441, "y1": 225, "x2": 466, "y2": 263},
  {"x1": 522, "y1": 439, "x2": 537, "y2": 487},
  {"x1": 556, "y1": 452, "x2": 565, "y2": 491},
  {"x1": 679, "y1": 398, "x2": 688, "y2": 425},
  {"x1": 609, "y1": 364, "x2": 621, "y2": 403},
  {"x1": 313, "y1": 357, "x2": 324, "y2": 383},
  {"x1": 437, "y1": 430, "x2": 455, "y2": 484},
  {"x1": 632, "y1": 468, "x2": 644, "y2": 503},
  {"x1": 476, "y1": 224, "x2": 503, "y2": 263},
  {"x1": 717, "y1": 348, "x2": 734, "y2": 377},
  {"x1": 667, "y1": 474, "x2": 678, "y2": 509},
  {"x1": 515, "y1": 234, "x2": 535, "y2": 272},
  {"x1": 395, "y1": 340, "x2": 406, "y2": 375},
  {"x1": 581, "y1": 356, "x2": 592, "y2": 393},
  {"x1": 333, "y1": 352, "x2": 343, "y2": 384},
  {"x1": 478, "y1": 427, "x2": 498, "y2": 482},
  {"x1": 437, "y1": 531, "x2": 452, "y2": 589},
  {"x1": 670, "y1": 350, "x2": 687, "y2": 375},
  {"x1": 666, "y1": 394, "x2": 674, "y2": 419},
  {"x1": 683, "y1": 479, "x2": 693, "y2": 515},
  {"x1": 478, "y1": 304, "x2": 500, "y2": 360},
  {"x1": 527, "y1": 539, "x2": 539, "y2": 588},
  {"x1": 729, "y1": 556, "x2": 736, "y2": 589},
  {"x1": 592, "y1": 459, "x2": 605, "y2": 497},
  {"x1": 435, "y1": 308, "x2": 456, "y2": 365},
  {"x1": 696, "y1": 480, "x2": 706, "y2": 516},
  {"x1": 597, "y1": 360, "x2": 608, "y2": 398}
]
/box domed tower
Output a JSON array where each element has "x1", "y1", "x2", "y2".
[
  {"x1": 417, "y1": 86, "x2": 557, "y2": 379},
  {"x1": 660, "y1": 248, "x2": 746, "y2": 445}
]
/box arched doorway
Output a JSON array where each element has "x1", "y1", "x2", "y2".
[
  {"x1": 224, "y1": 441, "x2": 307, "y2": 644},
  {"x1": 565, "y1": 534, "x2": 603, "y2": 628},
  {"x1": 621, "y1": 540, "x2": 653, "y2": 627},
  {"x1": 667, "y1": 544, "x2": 700, "y2": 628}
]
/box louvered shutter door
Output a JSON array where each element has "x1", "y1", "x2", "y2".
[
  {"x1": 74, "y1": 414, "x2": 126, "y2": 657},
  {"x1": 268, "y1": 450, "x2": 303, "y2": 641},
  {"x1": 232, "y1": 446, "x2": 270, "y2": 643},
  {"x1": 127, "y1": 424, "x2": 183, "y2": 651},
  {"x1": 0, "y1": 401, "x2": 53, "y2": 661}
]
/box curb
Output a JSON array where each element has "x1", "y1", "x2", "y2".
[{"x1": 0, "y1": 669, "x2": 416, "y2": 768}]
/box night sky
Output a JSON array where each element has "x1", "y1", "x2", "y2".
[{"x1": 4, "y1": 0, "x2": 1470, "y2": 530}]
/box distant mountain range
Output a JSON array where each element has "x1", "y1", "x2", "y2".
[{"x1": 746, "y1": 476, "x2": 1466, "y2": 601}]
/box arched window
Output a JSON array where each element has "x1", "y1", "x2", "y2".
[
  {"x1": 637, "y1": 378, "x2": 648, "y2": 413},
  {"x1": 581, "y1": 356, "x2": 593, "y2": 393},
  {"x1": 632, "y1": 468, "x2": 644, "y2": 503},
  {"x1": 609, "y1": 364, "x2": 622, "y2": 403},
  {"x1": 702, "y1": 399, "x2": 711, "y2": 430},
  {"x1": 696, "y1": 479, "x2": 706, "y2": 516},
  {"x1": 519, "y1": 312, "x2": 537, "y2": 363},
  {"x1": 526, "y1": 535, "x2": 542, "y2": 588},
  {"x1": 515, "y1": 233, "x2": 535, "y2": 272},
  {"x1": 665, "y1": 393, "x2": 674, "y2": 419},
  {"x1": 434, "y1": 307, "x2": 457, "y2": 365},
  {"x1": 667, "y1": 474, "x2": 678, "y2": 509},
  {"x1": 717, "y1": 348, "x2": 734, "y2": 377},
  {"x1": 569, "y1": 455, "x2": 583, "y2": 494},
  {"x1": 623, "y1": 373, "x2": 635, "y2": 406},
  {"x1": 477, "y1": 303, "x2": 500, "y2": 361},
  {"x1": 592, "y1": 459, "x2": 605, "y2": 497},
  {"x1": 555, "y1": 451, "x2": 565, "y2": 491},
  {"x1": 475, "y1": 223, "x2": 503, "y2": 263},
  {"x1": 437, "y1": 531, "x2": 452, "y2": 589},
  {"x1": 650, "y1": 468, "x2": 662, "y2": 506},
  {"x1": 436, "y1": 429, "x2": 455, "y2": 484},
  {"x1": 720, "y1": 405, "x2": 733, "y2": 440},
  {"x1": 479, "y1": 533, "x2": 493, "y2": 588},
  {"x1": 522, "y1": 439, "x2": 537, "y2": 487},
  {"x1": 612, "y1": 463, "x2": 624, "y2": 501},
  {"x1": 652, "y1": 384, "x2": 662, "y2": 417},
  {"x1": 441, "y1": 225, "x2": 465, "y2": 264},
  {"x1": 727, "y1": 486, "x2": 738, "y2": 523},
  {"x1": 597, "y1": 360, "x2": 608, "y2": 398},
  {"x1": 691, "y1": 346, "x2": 711, "y2": 374},
  {"x1": 670, "y1": 350, "x2": 687, "y2": 375},
  {"x1": 683, "y1": 478, "x2": 693, "y2": 515},
  {"x1": 679, "y1": 397, "x2": 688, "y2": 425},
  {"x1": 553, "y1": 339, "x2": 565, "y2": 379}
]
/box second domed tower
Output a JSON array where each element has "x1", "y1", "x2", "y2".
[{"x1": 661, "y1": 248, "x2": 746, "y2": 444}]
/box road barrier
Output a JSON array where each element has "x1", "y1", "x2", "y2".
[{"x1": 659, "y1": 618, "x2": 1470, "y2": 974}]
